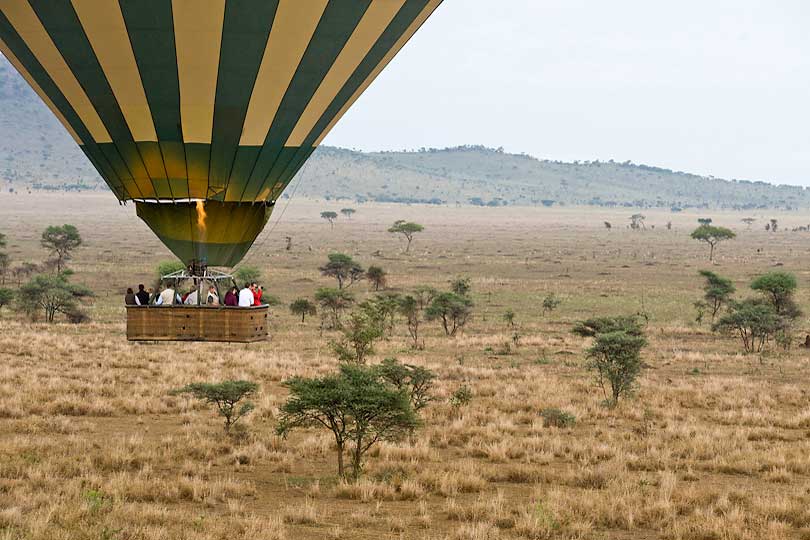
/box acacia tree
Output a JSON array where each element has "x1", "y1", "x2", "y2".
[
  {"x1": 320, "y1": 253, "x2": 364, "y2": 289},
  {"x1": 0, "y1": 288, "x2": 13, "y2": 310},
  {"x1": 366, "y1": 266, "x2": 387, "y2": 291},
  {"x1": 290, "y1": 298, "x2": 317, "y2": 323},
  {"x1": 331, "y1": 310, "x2": 384, "y2": 364},
  {"x1": 315, "y1": 287, "x2": 354, "y2": 328},
  {"x1": 0, "y1": 232, "x2": 8, "y2": 285},
  {"x1": 387, "y1": 220, "x2": 424, "y2": 253},
  {"x1": 690, "y1": 225, "x2": 735, "y2": 261},
  {"x1": 750, "y1": 271, "x2": 799, "y2": 317},
  {"x1": 321, "y1": 211, "x2": 338, "y2": 229},
  {"x1": 0, "y1": 252, "x2": 9, "y2": 286},
  {"x1": 629, "y1": 214, "x2": 646, "y2": 230},
  {"x1": 41, "y1": 224, "x2": 82, "y2": 272},
  {"x1": 586, "y1": 330, "x2": 647, "y2": 407},
  {"x1": 340, "y1": 208, "x2": 356, "y2": 219},
  {"x1": 425, "y1": 292, "x2": 473, "y2": 336},
  {"x1": 713, "y1": 299, "x2": 782, "y2": 353},
  {"x1": 376, "y1": 358, "x2": 436, "y2": 412},
  {"x1": 17, "y1": 272, "x2": 93, "y2": 322},
  {"x1": 741, "y1": 217, "x2": 756, "y2": 229},
  {"x1": 697, "y1": 270, "x2": 735, "y2": 323},
  {"x1": 398, "y1": 286, "x2": 436, "y2": 348},
  {"x1": 277, "y1": 364, "x2": 418, "y2": 480},
  {"x1": 171, "y1": 381, "x2": 258, "y2": 433}
]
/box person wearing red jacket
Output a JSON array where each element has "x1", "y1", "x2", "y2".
[{"x1": 251, "y1": 282, "x2": 263, "y2": 306}]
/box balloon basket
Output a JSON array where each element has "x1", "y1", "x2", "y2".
[
  {"x1": 126, "y1": 305, "x2": 268, "y2": 342},
  {"x1": 126, "y1": 266, "x2": 268, "y2": 342}
]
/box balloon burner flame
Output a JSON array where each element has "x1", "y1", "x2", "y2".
[{"x1": 195, "y1": 200, "x2": 207, "y2": 234}]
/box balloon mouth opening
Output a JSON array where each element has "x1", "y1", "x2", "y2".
[{"x1": 134, "y1": 201, "x2": 273, "y2": 267}]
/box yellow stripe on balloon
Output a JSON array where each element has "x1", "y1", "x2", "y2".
[
  {"x1": 172, "y1": 0, "x2": 225, "y2": 144},
  {"x1": 313, "y1": 0, "x2": 442, "y2": 147},
  {"x1": 286, "y1": 0, "x2": 405, "y2": 147},
  {"x1": 0, "y1": 0, "x2": 111, "y2": 142},
  {"x1": 71, "y1": 0, "x2": 157, "y2": 142},
  {"x1": 0, "y1": 36, "x2": 82, "y2": 144},
  {"x1": 239, "y1": 0, "x2": 327, "y2": 146}
]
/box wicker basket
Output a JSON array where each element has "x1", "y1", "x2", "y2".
[{"x1": 126, "y1": 305, "x2": 268, "y2": 342}]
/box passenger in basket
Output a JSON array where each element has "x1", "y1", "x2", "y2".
[
  {"x1": 124, "y1": 287, "x2": 137, "y2": 305},
  {"x1": 251, "y1": 282, "x2": 263, "y2": 306},
  {"x1": 184, "y1": 288, "x2": 198, "y2": 305},
  {"x1": 238, "y1": 283, "x2": 254, "y2": 307},
  {"x1": 159, "y1": 284, "x2": 176, "y2": 305},
  {"x1": 224, "y1": 286, "x2": 239, "y2": 306},
  {"x1": 135, "y1": 284, "x2": 150, "y2": 306},
  {"x1": 206, "y1": 285, "x2": 220, "y2": 306}
]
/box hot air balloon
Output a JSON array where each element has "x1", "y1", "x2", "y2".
[{"x1": 0, "y1": 0, "x2": 442, "y2": 268}]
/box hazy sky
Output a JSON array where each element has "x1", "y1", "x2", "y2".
[{"x1": 324, "y1": 0, "x2": 810, "y2": 186}]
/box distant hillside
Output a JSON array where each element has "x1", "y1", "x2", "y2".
[{"x1": 2, "y1": 54, "x2": 808, "y2": 210}]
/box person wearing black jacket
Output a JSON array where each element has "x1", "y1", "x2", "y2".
[{"x1": 135, "y1": 284, "x2": 150, "y2": 306}]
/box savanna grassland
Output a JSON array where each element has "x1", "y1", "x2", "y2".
[{"x1": 2, "y1": 192, "x2": 810, "y2": 540}]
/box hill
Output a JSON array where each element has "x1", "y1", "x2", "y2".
[{"x1": 2, "y1": 54, "x2": 808, "y2": 210}]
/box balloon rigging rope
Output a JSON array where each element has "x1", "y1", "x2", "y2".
[{"x1": 232, "y1": 159, "x2": 310, "y2": 272}]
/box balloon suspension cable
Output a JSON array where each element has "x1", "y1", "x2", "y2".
[{"x1": 232, "y1": 159, "x2": 310, "y2": 272}]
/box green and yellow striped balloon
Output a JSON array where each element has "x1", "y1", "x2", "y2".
[{"x1": 0, "y1": 0, "x2": 442, "y2": 266}]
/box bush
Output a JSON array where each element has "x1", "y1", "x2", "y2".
[
  {"x1": 713, "y1": 299, "x2": 783, "y2": 353},
  {"x1": 585, "y1": 330, "x2": 647, "y2": 406},
  {"x1": 235, "y1": 266, "x2": 262, "y2": 286},
  {"x1": 449, "y1": 385, "x2": 473, "y2": 408},
  {"x1": 0, "y1": 288, "x2": 13, "y2": 309},
  {"x1": 425, "y1": 292, "x2": 473, "y2": 336},
  {"x1": 277, "y1": 364, "x2": 418, "y2": 480},
  {"x1": 540, "y1": 408, "x2": 576, "y2": 428},
  {"x1": 156, "y1": 260, "x2": 185, "y2": 278},
  {"x1": 170, "y1": 381, "x2": 259, "y2": 433},
  {"x1": 541, "y1": 293, "x2": 562, "y2": 315},
  {"x1": 572, "y1": 315, "x2": 643, "y2": 337},
  {"x1": 331, "y1": 310, "x2": 384, "y2": 364}
]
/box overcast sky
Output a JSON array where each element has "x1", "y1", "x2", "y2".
[{"x1": 324, "y1": 0, "x2": 810, "y2": 186}]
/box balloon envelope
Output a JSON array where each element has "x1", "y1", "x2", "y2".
[{"x1": 0, "y1": 0, "x2": 442, "y2": 266}]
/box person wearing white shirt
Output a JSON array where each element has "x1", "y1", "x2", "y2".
[
  {"x1": 238, "y1": 285, "x2": 254, "y2": 307},
  {"x1": 159, "y1": 286, "x2": 175, "y2": 306},
  {"x1": 184, "y1": 290, "x2": 198, "y2": 305}
]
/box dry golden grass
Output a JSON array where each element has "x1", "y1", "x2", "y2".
[{"x1": 3, "y1": 192, "x2": 810, "y2": 538}]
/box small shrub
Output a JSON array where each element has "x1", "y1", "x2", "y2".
[
  {"x1": 539, "y1": 408, "x2": 576, "y2": 428},
  {"x1": 449, "y1": 385, "x2": 472, "y2": 408},
  {"x1": 170, "y1": 381, "x2": 258, "y2": 433}
]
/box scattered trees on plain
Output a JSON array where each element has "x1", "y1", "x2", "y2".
[
  {"x1": 542, "y1": 293, "x2": 561, "y2": 315},
  {"x1": 320, "y1": 253, "x2": 364, "y2": 289},
  {"x1": 340, "y1": 208, "x2": 356, "y2": 219},
  {"x1": 0, "y1": 232, "x2": 9, "y2": 285},
  {"x1": 17, "y1": 272, "x2": 92, "y2": 322},
  {"x1": 171, "y1": 381, "x2": 258, "y2": 433},
  {"x1": 388, "y1": 220, "x2": 424, "y2": 253},
  {"x1": 690, "y1": 224, "x2": 735, "y2": 261},
  {"x1": 315, "y1": 287, "x2": 355, "y2": 328},
  {"x1": 713, "y1": 299, "x2": 782, "y2": 353},
  {"x1": 366, "y1": 265, "x2": 387, "y2": 291},
  {"x1": 574, "y1": 315, "x2": 647, "y2": 407},
  {"x1": 0, "y1": 288, "x2": 13, "y2": 310},
  {"x1": 290, "y1": 298, "x2": 317, "y2": 323},
  {"x1": 426, "y1": 292, "x2": 473, "y2": 336},
  {"x1": 321, "y1": 211, "x2": 338, "y2": 228},
  {"x1": 330, "y1": 310, "x2": 384, "y2": 364},
  {"x1": 277, "y1": 363, "x2": 420, "y2": 480},
  {"x1": 41, "y1": 224, "x2": 82, "y2": 273},
  {"x1": 695, "y1": 270, "x2": 735, "y2": 323}
]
